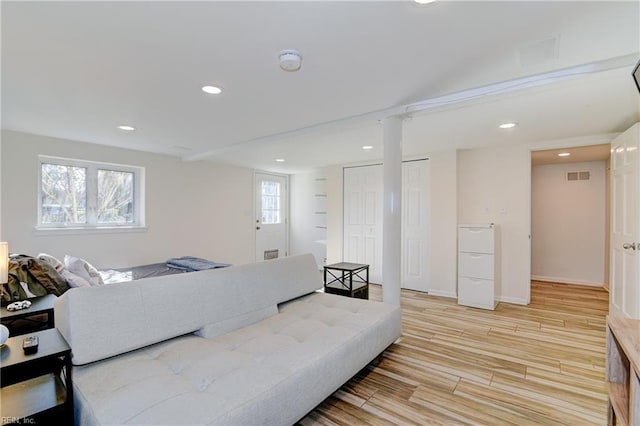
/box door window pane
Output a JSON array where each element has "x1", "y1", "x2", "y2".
[{"x1": 261, "y1": 181, "x2": 281, "y2": 224}]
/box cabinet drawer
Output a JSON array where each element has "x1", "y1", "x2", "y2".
[
  {"x1": 458, "y1": 277, "x2": 495, "y2": 310},
  {"x1": 459, "y1": 252, "x2": 494, "y2": 279},
  {"x1": 459, "y1": 226, "x2": 494, "y2": 254}
]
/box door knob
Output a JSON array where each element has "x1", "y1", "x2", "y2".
[{"x1": 623, "y1": 242, "x2": 636, "y2": 250}]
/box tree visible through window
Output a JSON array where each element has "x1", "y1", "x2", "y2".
[
  {"x1": 261, "y1": 180, "x2": 281, "y2": 224},
  {"x1": 41, "y1": 164, "x2": 87, "y2": 224},
  {"x1": 39, "y1": 156, "x2": 144, "y2": 228},
  {"x1": 98, "y1": 169, "x2": 134, "y2": 223}
]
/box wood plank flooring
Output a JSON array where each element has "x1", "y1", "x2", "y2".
[{"x1": 299, "y1": 281, "x2": 609, "y2": 425}]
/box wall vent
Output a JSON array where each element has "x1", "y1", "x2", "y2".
[
  {"x1": 567, "y1": 171, "x2": 590, "y2": 182},
  {"x1": 264, "y1": 249, "x2": 279, "y2": 260}
]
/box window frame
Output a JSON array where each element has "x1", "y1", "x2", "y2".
[{"x1": 37, "y1": 155, "x2": 145, "y2": 230}]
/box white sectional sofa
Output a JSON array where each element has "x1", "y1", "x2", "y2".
[{"x1": 54, "y1": 254, "x2": 402, "y2": 425}]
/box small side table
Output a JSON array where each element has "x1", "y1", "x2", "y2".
[
  {"x1": 324, "y1": 262, "x2": 369, "y2": 299},
  {"x1": 1, "y1": 328, "x2": 74, "y2": 425},
  {"x1": 1, "y1": 294, "x2": 57, "y2": 336}
]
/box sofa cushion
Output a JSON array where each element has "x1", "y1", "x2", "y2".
[
  {"x1": 55, "y1": 254, "x2": 323, "y2": 365},
  {"x1": 72, "y1": 291, "x2": 401, "y2": 425},
  {"x1": 196, "y1": 305, "x2": 278, "y2": 339}
]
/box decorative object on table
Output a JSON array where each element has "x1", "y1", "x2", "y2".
[
  {"x1": 0, "y1": 324, "x2": 9, "y2": 345},
  {"x1": 0, "y1": 242, "x2": 7, "y2": 300},
  {"x1": 7, "y1": 300, "x2": 32, "y2": 311}
]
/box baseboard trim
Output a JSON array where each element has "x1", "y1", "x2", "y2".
[
  {"x1": 427, "y1": 289, "x2": 457, "y2": 299},
  {"x1": 496, "y1": 296, "x2": 529, "y2": 305},
  {"x1": 531, "y1": 275, "x2": 604, "y2": 288}
]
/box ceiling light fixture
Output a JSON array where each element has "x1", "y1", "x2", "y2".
[
  {"x1": 558, "y1": 152, "x2": 571, "y2": 157},
  {"x1": 414, "y1": 0, "x2": 436, "y2": 4},
  {"x1": 362, "y1": 145, "x2": 373, "y2": 150},
  {"x1": 499, "y1": 122, "x2": 517, "y2": 129},
  {"x1": 279, "y1": 49, "x2": 302, "y2": 72},
  {"x1": 117, "y1": 125, "x2": 136, "y2": 131},
  {"x1": 202, "y1": 85, "x2": 222, "y2": 95},
  {"x1": 275, "y1": 158, "x2": 285, "y2": 162}
]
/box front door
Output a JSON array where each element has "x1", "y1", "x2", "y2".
[
  {"x1": 255, "y1": 172, "x2": 288, "y2": 262},
  {"x1": 610, "y1": 123, "x2": 640, "y2": 319}
]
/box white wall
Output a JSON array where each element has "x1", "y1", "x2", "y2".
[
  {"x1": 1, "y1": 130, "x2": 254, "y2": 268},
  {"x1": 326, "y1": 165, "x2": 344, "y2": 265},
  {"x1": 531, "y1": 161, "x2": 606, "y2": 286},
  {"x1": 427, "y1": 150, "x2": 458, "y2": 298},
  {"x1": 457, "y1": 144, "x2": 531, "y2": 305},
  {"x1": 290, "y1": 169, "x2": 327, "y2": 269}
]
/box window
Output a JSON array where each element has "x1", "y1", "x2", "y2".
[
  {"x1": 38, "y1": 156, "x2": 144, "y2": 229},
  {"x1": 261, "y1": 180, "x2": 281, "y2": 224}
]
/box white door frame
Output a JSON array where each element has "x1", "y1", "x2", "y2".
[{"x1": 254, "y1": 171, "x2": 289, "y2": 262}]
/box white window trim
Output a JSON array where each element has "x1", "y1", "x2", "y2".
[{"x1": 37, "y1": 155, "x2": 146, "y2": 231}]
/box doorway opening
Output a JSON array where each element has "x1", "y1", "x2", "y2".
[{"x1": 530, "y1": 144, "x2": 611, "y2": 294}]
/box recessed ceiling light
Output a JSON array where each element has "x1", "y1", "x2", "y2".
[
  {"x1": 202, "y1": 85, "x2": 223, "y2": 95},
  {"x1": 499, "y1": 122, "x2": 517, "y2": 129},
  {"x1": 558, "y1": 152, "x2": 571, "y2": 157},
  {"x1": 117, "y1": 125, "x2": 136, "y2": 131},
  {"x1": 362, "y1": 145, "x2": 373, "y2": 150},
  {"x1": 414, "y1": 0, "x2": 436, "y2": 4},
  {"x1": 275, "y1": 158, "x2": 285, "y2": 162}
]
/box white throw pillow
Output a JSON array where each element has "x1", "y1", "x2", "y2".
[
  {"x1": 64, "y1": 255, "x2": 104, "y2": 286},
  {"x1": 60, "y1": 269, "x2": 92, "y2": 288},
  {"x1": 37, "y1": 253, "x2": 65, "y2": 272}
]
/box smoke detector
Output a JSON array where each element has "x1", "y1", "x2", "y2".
[{"x1": 279, "y1": 49, "x2": 302, "y2": 72}]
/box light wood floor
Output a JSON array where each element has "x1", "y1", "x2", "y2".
[{"x1": 299, "y1": 281, "x2": 609, "y2": 425}]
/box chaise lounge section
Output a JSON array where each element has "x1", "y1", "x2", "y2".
[{"x1": 54, "y1": 254, "x2": 401, "y2": 425}]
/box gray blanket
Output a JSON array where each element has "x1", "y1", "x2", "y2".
[{"x1": 166, "y1": 256, "x2": 230, "y2": 272}]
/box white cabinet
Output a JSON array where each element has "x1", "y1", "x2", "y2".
[{"x1": 458, "y1": 224, "x2": 498, "y2": 310}]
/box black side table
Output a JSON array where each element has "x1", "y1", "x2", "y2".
[
  {"x1": 324, "y1": 262, "x2": 369, "y2": 299},
  {"x1": 1, "y1": 328, "x2": 74, "y2": 425},
  {"x1": 1, "y1": 294, "x2": 57, "y2": 336}
]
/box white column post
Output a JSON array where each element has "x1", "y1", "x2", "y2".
[{"x1": 382, "y1": 116, "x2": 402, "y2": 307}]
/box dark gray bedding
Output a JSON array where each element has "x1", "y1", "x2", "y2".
[{"x1": 113, "y1": 263, "x2": 189, "y2": 280}]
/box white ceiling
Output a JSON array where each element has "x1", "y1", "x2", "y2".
[{"x1": 2, "y1": 1, "x2": 639, "y2": 174}]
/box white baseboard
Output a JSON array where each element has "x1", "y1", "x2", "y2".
[
  {"x1": 427, "y1": 289, "x2": 457, "y2": 299},
  {"x1": 531, "y1": 275, "x2": 604, "y2": 288},
  {"x1": 496, "y1": 296, "x2": 529, "y2": 305}
]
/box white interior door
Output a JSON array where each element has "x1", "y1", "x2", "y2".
[
  {"x1": 343, "y1": 161, "x2": 430, "y2": 288},
  {"x1": 610, "y1": 123, "x2": 640, "y2": 319},
  {"x1": 343, "y1": 165, "x2": 383, "y2": 283},
  {"x1": 255, "y1": 172, "x2": 288, "y2": 261},
  {"x1": 402, "y1": 160, "x2": 430, "y2": 292}
]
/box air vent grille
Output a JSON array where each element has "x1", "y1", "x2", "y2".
[
  {"x1": 567, "y1": 171, "x2": 590, "y2": 182},
  {"x1": 264, "y1": 249, "x2": 279, "y2": 260}
]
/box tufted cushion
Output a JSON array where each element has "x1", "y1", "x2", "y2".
[{"x1": 72, "y1": 292, "x2": 401, "y2": 425}]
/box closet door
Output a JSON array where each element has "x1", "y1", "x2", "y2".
[
  {"x1": 343, "y1": 161, "x2": 430, "y2": 289},
  {"x1": 402, "y1": 160, "x2": 430, "y2": 292},
  {"x1": 343, "y1": 165, "x2": 383, "y2": 283}
]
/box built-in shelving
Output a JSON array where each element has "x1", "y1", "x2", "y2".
[{"x1": 606, "y1": 315, "x2": 640, "y2": 426}]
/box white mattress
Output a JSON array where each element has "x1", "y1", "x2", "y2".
[{"x1": 71, "y1": 292, "x2": 401, "y2": 425}]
